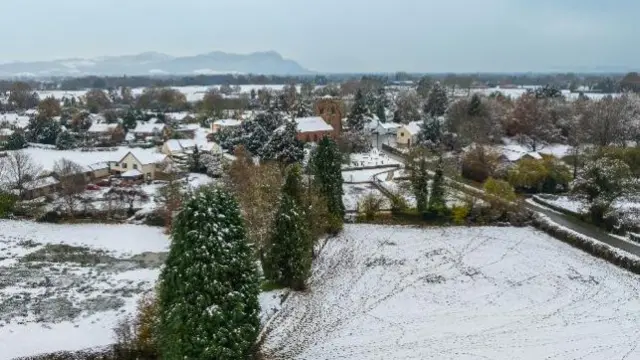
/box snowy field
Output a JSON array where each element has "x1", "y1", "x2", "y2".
[
  {"x1": 0, "y1": 221, "x2": 169, "y2": 359},
  {"x1": 261, "y1": 224, "x2": 640, "y2": 359},
  {"x1": 342, "y1": 169, "x2": 388, "y2": 183},
  {"x1": 35, "y1": 85, "x2": 320, "y2": 103},
  {"x1": 343, "y1": 184, "x2": 390, "y2": 212},
  {"x1": 345, "y1": 149, "x2": 401, "y2": 169}
]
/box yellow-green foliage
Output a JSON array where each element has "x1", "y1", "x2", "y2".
[
  {"x1": 483, "y1": 177, "x2": 517, "y2": 202},
  {"x1": 451, "y1": 205, "x2": 470, "y2": 225},
  {"x1": 358, "y1": 193, "x2": 385, "y2": 220},
  {"x1": 508, "y1": 156, "x2": 572, "y2": 193}
]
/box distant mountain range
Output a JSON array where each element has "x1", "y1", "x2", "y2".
[{"x1": 0, "y1": 51, "x2": 312, "y2": 78}]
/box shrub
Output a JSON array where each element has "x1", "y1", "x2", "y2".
[
  {"x1": 451, "y1": 205, "x2": 470, "y2": 225},
  {"x1": 461, "y1": 145, "x2": 500, "y2": 183},
  {"x1": 0, "y1": 192, "x2": 17, "y2": 218},
  {"x1": 358, "y1": 193, "x2": 385, "y2": 221},
  {"x1": 483, "y1": 177, "x2": 517, "y2": 202},
  {"x1": 507, "y1": 156, "x2": 572, "y2": 194}
]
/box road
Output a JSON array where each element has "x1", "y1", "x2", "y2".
[{"x1": 379, "y1": 148, "x2": 640, "y2": 258}]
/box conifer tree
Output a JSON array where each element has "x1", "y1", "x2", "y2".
[
  {"x1": 158, "y1": 187, "x2": 260, "y2": 360},
  {"x1": 265, "y1": 164, "x2": 312, "y2": 290},
  {"x1": 347, "y1": 88, "x2": 369, "y2": 131},
  {"x1": 408, "y1": 150, "x2": 430, "y2": 212},
  {"x1": 423, "y1": 81, "x2": 448, "y2": 118},
  {"x1": 418, "y1": 116, "x2": 444, "y2": 153},
  {"x1": 428, "y1": 160, "x2": 446, "y2": 214},
  {"x1": 55, "y1": 131, "x2": 76, "y2": 150},
  {"x1": 260, "y1": 121, "x2": 304, "y2": 165},
  {"x1": 311, "y1": 137, "x2": 345, "y2": 231}
]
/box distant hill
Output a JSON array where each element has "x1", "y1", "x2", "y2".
[{"x1": 0, "y1": 51, "x2": 312, "y2": 78}]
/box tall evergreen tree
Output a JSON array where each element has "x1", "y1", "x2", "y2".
[
  {"x1": 418, "y1": 116, "x2": 444, "y2": 153},
  {"x1": 55, "y1": 131, "x2": 76, "y2": 150},
  {"x1": 428, "y1": 160, "x2": 446, "y2": 214},
  {"x1": 294, "y1": 100, "x2": 315, "y2": 118},
  {"x1": 408, "y1": 151, "x2": 430, "y2": 212},
  {"x1": 158, "y1": 187, "x2": 260, "y2": 360},
  {"x1": 423, "y1": 82, "x2": 448, "y2": 118},
  {"x1": 467, "y1": 93, "x2": 483, "y2": 117},
  {"x1": 311, "y1": 137, "x2": 345, "y2": 231},
  {"x1": 264, "y1": 164, "x2": 312, "y2": 290},
  {"x1": 347, "y1": 88, "x2": 369, "y2": 131},
  {"x1": 5, "y1": 132, "x2": 27, "y2": 150},
  {"x1": 375, "y1": 87, "x2": 388, "y2": 122},
  {"x1": 260, "y1": 121, "x2": 304, "y2": 165}
]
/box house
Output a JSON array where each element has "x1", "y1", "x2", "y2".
[
  {"x1": 0, "y1": 128, "x2": 15, "y2": 144},
  {"x1": 211, "y1": 119, "x2": 242, "y2": 133},
  {"x1": 173, "y1": 124, "x2": 200, "y2": 139},
  {"x1": 132, "y1": 121, "x2": 169, "y2": 141},
  {"x1": 292, "y1": 116, "x2": 334, "y2": 142},
  {"x1": 368, "y1": 119, "x2": 401, "y2": 135},
  {"x1": 86, "y1": 123, "x2": 121, "y2": 141},
  {"x1": 111, "y1": 151, "x2": 170, "y2": 181},
  {"x1": 20, "y1": 176, "x2": 60, "y2": 200},
  {"x1": 499, "y1": 144, "x2": 543, "y2": 163},
  {"x1": 396, "y1": 121, "x2": 421, "y2": 147},
  {"x1": 86, "y1": 162, "x2": 111, "y2": 181},
  {"x1": 162, "y1": 139, "x2": 197, "y2": 156}
]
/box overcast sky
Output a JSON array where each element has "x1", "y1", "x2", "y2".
[{"x1": 0, "y1": 0, "x2": 637, "y2": 73}]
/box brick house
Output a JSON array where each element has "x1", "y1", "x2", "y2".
[
  {"x1": 315, "y1": 97, "x2": 343, "y2": 138},
  {"x1": 292, "y1": 117, "x2": 334, "y2": 142}
]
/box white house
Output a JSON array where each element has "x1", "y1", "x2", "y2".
[
  {"x1": 110, "y1": 150, "x2": 170, "y2": 181},
  {"x1": 368, "y1": 119, "x2": 401, "y2": 135},
  {"x1": 396, "y1": 121, "x2": 421, "y2": 147},
  {"x1": 161, "y1": 139, "x2": 197, "y2": 156}
]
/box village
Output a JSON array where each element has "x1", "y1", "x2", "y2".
[{"x1": 0, "y1": 74, "x2": 639, "y2": 359}]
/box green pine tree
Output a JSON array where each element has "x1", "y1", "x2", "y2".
[
  {"x1": 467, "y1": 93, "x2": 483, "y2": 117},
  {"x1": 5, "y1": 132, "x2": 27, "y2": 150},
  {"x1": 311, "y1": 137, "x2": 345, "y2": 232},
  {"x1": 423, "y1": 81, "x2": 448, "y2": 117},
  {"x1": 265, "y1": 165, "x2": 312, "y2": 290},
  {"x1": 55, "y1": 131, "x2": 76, "y2": 150},
  {"x1": 347, "y1": 89, "x2": 369, "y2": 131},
  {"x1": 158, "y1": 187, "x2": 260, "y2": 360},
  {"x1": 409, "y1": 153, "x2": 430, "y2": 212},
  {"x1": 428, "y1": 160, "x2": 446, "y2": 214}
]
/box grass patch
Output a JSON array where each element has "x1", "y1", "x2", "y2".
[
  {"x1": 17, "y1": 239, "x2": 41, "y2": 248},
  {"x1": 260, "y1": 281, "x2": 287, "y2": 292},
  {"x1": 21, "y1": 244, "x2": 115, "y2": 266}
]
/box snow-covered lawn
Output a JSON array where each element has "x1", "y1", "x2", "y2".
[
  {"x1": 346, "y1": 149, "x2": 402, "y2": 169},
  {"x1": 342, "y1": 169, "x2": 388, "y2": 183},
  {"x1": 261, "y1": 224, "x2": 640, "y2": 359},
  {"x1": 343, "y1": 184, "x2": 391, "y2": 212},
  {"x1": 0, "y1": 221, "x2": 169, "y2": 359}
]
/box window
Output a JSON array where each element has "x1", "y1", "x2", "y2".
[
  {"x1": 400, "y1": 132, "x2": 405, "y2": 137},
  {"x1": 122, "y1": 163, "x2": 127, "y2": 169},
  {"x1": 146, "y1": 173, "x2": 151, "y2": 179},
  {"x1": 133, "y1": 164, "x2": 138, "y2": 170}
]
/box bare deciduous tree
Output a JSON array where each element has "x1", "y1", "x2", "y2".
[
  {"x1": 3, "y1": 151, "x2": 41, "y2": 199},
  {"x1": 53, "y1": 159, "x2": 87, "y2": 217}
]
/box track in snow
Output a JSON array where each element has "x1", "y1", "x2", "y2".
[{"x1": 261, "y1": 225, "x2": 640, "y2": 360}]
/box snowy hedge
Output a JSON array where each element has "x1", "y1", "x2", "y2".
[{"x1": 532, "y1": 214, "x2": 640, "y2": 275}]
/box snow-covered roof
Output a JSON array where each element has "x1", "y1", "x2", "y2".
[
  {"x1": 87, "y1": 123, "x2": 118, "y2": 133},
  {"x1": 164, "y1": 139, "x2": 196, "y2": 153},
  {"x1": 379, "y1": 122, "x2": 401, "y2": 130},
  {"x1": 213, "y1": 119, "x2": 242, "y2": 127},
  {"x1": 177, "y1": 124, "x2": 200, "y2": 131},
  {"x1": 166, "y1": 112, "x2": 193, "y2": 121},
  {"x1": 0, "y1": 128, "x2": 15, "y2": 136},
  {"x1": 294, "y1": 116, "x2": 333, "y2": 133},
  {"x1": 133, "y1": 121, "x2": 166, "y2": 134},
  {"x1": 501, "y1": 144, "x2": 543, "y2": 162},
  {"x1": 121, "y1": 169, "x2": 143, "y2": 177},
  {"x1": 87, "y1": 162, "x2": 109, "y2": 171},
  {"x1": 403, "y1": 121, "x2": 422, "y2": 136},
  {"x1": 24, "y1": 176, "x2": 59, "y2": 190},
  {"x1": 120, "y1": 150, "x2": 167, "y2": 165}
]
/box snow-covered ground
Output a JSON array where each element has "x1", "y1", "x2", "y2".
[
  {"x1": 343, "y1": 184, "x2": 391, "y2": 212},
  {"x1": 0, "y1": 221, "x2": 169, "y2": 359},
  {"x1": 345, "y1": 149, "x2": 401, "y2": 169},
  {"x1": 342, "y1": 169, "x2": 388, "y2": 183},
  {"x1": 35, "y1": 85, "x2": 321, "y2": 103},
  {"x1": 261, "y1": 224, "x2": 640, "y2": 359},
  {"x1": 540, "y1": 195, "x2": 640, "y2": 224}
]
